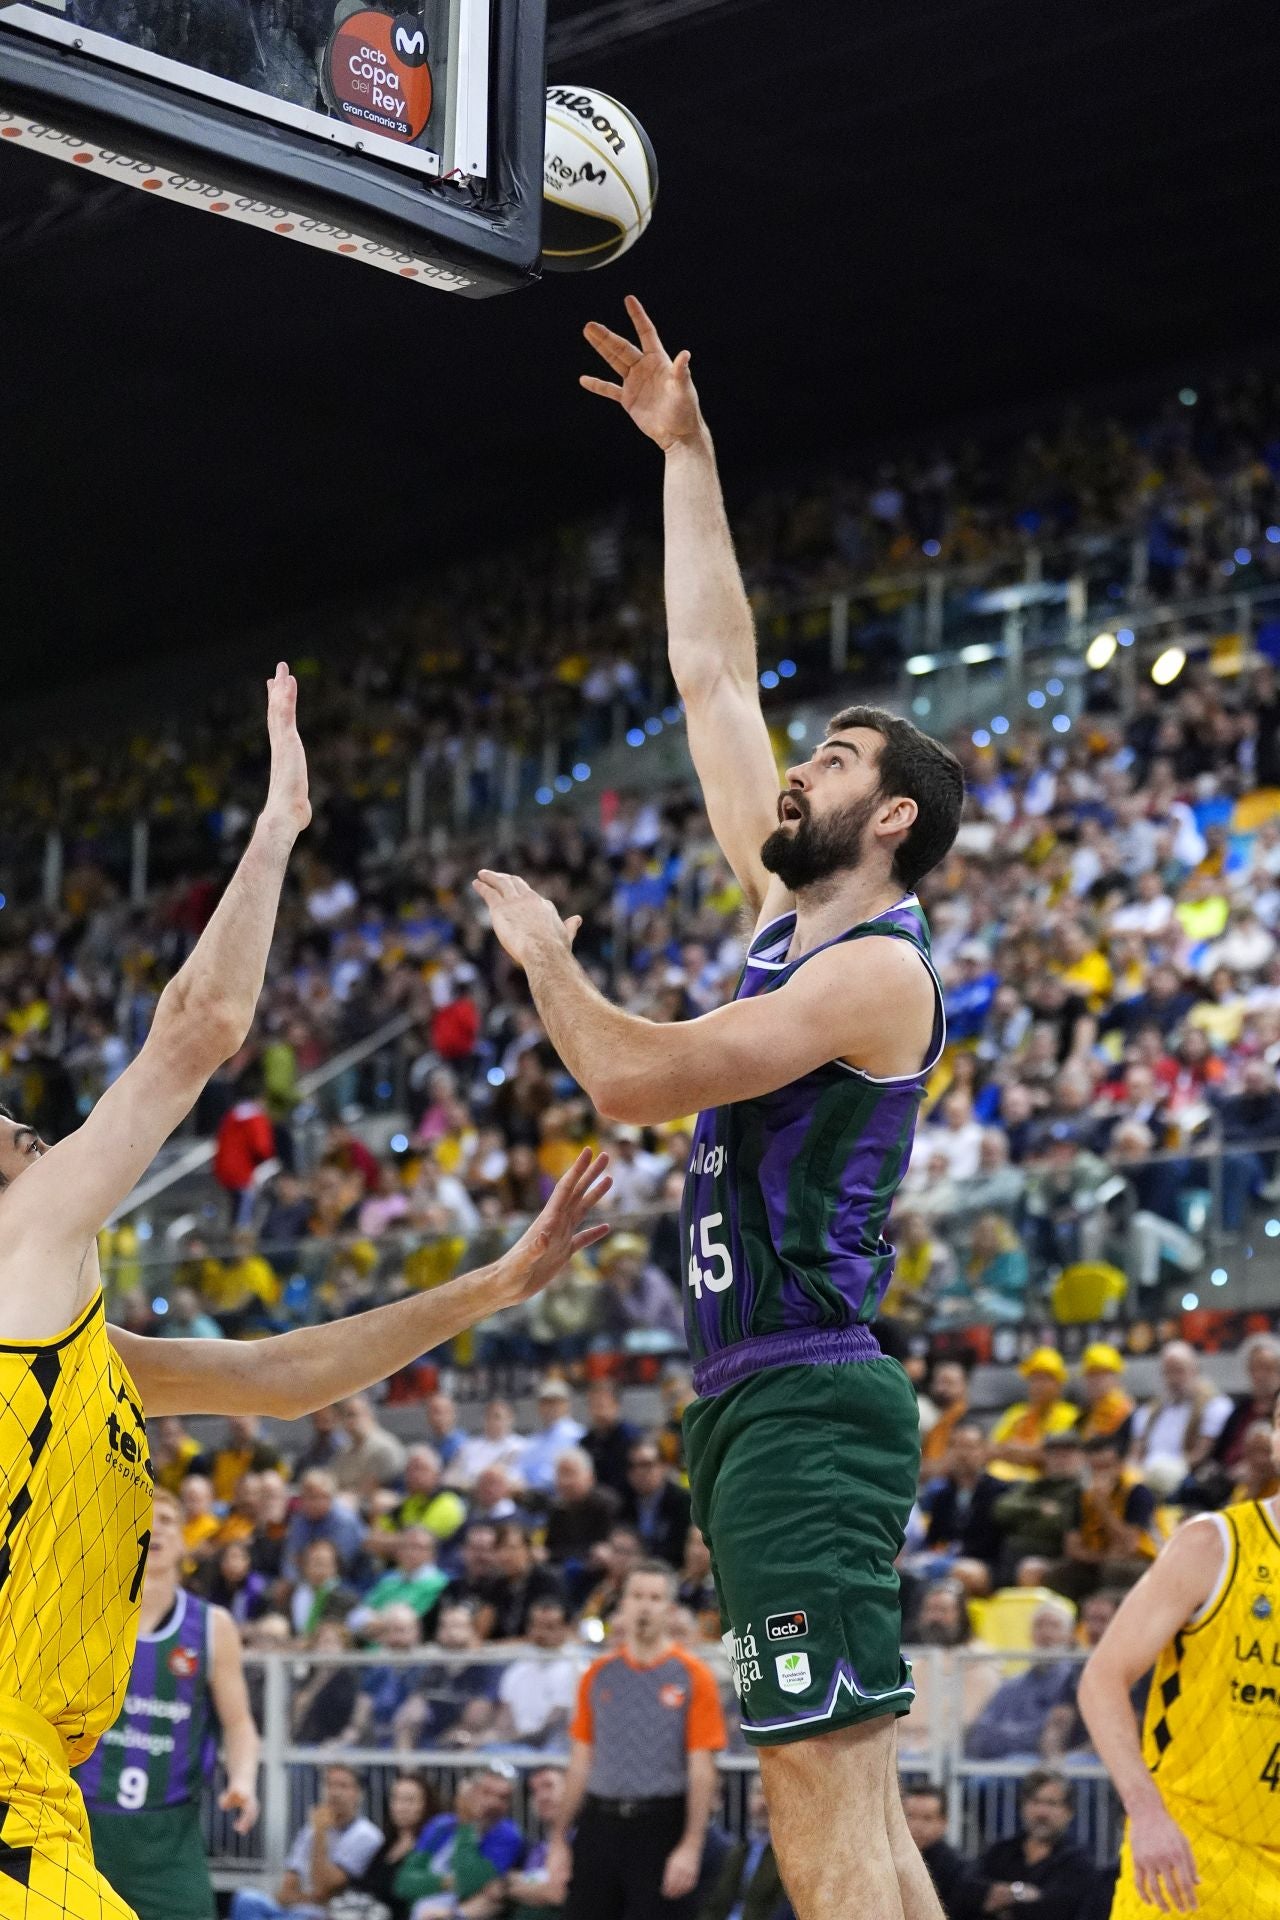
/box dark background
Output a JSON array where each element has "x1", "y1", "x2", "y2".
[{"x1": 2, "y1": 0, "x2": 1279, "y2": 680}]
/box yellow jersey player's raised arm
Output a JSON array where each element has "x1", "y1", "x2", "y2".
[{"x1": 0, "y1": 663, "x2": 611, "y2": 1920}]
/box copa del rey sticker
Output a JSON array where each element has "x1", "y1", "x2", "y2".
[{"x1": 323, "y1": 8, "x2": 433, "y2": 143}]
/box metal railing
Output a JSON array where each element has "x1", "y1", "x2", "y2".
[{"x1": 198, "y1": 1642, "x2": 1117, "y2": 1894}]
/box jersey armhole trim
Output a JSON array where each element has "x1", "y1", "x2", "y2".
[
  {"x1": 834, "y1": 942, "x2": 948, "y2": 1085},
  {"x1": 1184, "y1": 1512, "x2": 1237, "y2": 1633},
  {"x1": 0, "y1": 1288, "x2": 103, "y2": 1354}
]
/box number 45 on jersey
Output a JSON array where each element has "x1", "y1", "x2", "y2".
[{"x1": 688, "y1": 1214, "x2": 734, "y2": 1299}]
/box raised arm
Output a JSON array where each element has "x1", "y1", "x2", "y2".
[
  {"x1": 111, "y1": 1149, "x2": 610, "y2": 1417},
  {"x1": 1078, "y1": 1517, "x2": 1222, "y2": 1913},
  {"x1": 0, "y1": 663, "x2": 311, "y2": 1340},
  {"x1": 583, "y1": 298, "x2": 783, "y2": 921}
]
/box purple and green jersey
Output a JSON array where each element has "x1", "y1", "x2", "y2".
[
  {"x1": 681, "y1": 896, "x2": 945, "y2": 1397},
  {"x1": 75, "y1": 1589, "x2": 216, "y2": 1812}
]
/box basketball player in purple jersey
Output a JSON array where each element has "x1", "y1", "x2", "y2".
[
  {"x1": 473, "y1": 301, "x2": 965, "y2": 1920},
  {"x1": 76, "y1": 1489, "x2": 259, "y2": 1920}
]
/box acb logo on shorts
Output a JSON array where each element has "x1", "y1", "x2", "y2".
[{"x1": 765, "y1": 1611, "x2": 809, "y2": 1642}]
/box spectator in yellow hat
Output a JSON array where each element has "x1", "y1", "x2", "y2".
[
  {"x1": 1076, "y1": 1343, "x2": 1134, "y2": 1445},
  {"x1": 988, "y1": 1348, "x2": 1078, "y2": 1481}
]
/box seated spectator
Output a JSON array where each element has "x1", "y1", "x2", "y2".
[
  {"x1": 900, "y1": 1785, "x2": 972, "y2": 1920},
  {"x1": 292, "y1": 1405, "x2": 348, "y2": 1478},
  {"x1": 957, "y1": 1213, "x2": 1028, "y2": 1321},
  {"x1": 292, "y1": 1620, "x2": 362, "y2": 1747},
  {"x1": 489, "y1": 1599, "x2": 585, "y2": 1752},
  {"x1": 1229, "y1": 1419, "x2": 1280, "y2": 1506},
  {"x1": 355, "y1": 1771, "x2": 437, "y2": 1920},
  {"x1": 594, "y1": 1234, "x2": 684, "y2": 1347},
  {"x1": 250, "y1": 1468, "x2": 292, "y2": 1581},
  {"x1": 581, "y1": 1380, "x2": 640, "y2": 1497},
  {"x1": 289, "y1": 1538, "x2": 360, "y2": 1640},
  {"x1": 962, "y1": 1769, "x2": 1097, "y2": 1916},
  {"x1": 350, "y1": 1529, "x2": 451, "y2": 1636},
  {"x1": 988, "y1": 1350, "x2": 1078, "y2": 1481},
  {"x1": 506, "y1": 1765, "x2": 572, "y2": 1920},
  {"x1": 695, "y1": 1777, "x2": 792, "y2": 1920},
  {"x1": 151, "y1": 1414, "x2": 209, "y2": 1494},
  {"x1": 447, "y1": 1400, "x2": 529, "y2": 1492},
  {"x1": 963, "y1": 1601, "x2": 1079, "y2": 1760},
  {"x1": 620, "y1": 1438, "x2": 691, "y2": 1567},
  {"x1": 396, "y1": 1601, "x2": 501, "y2": 1749},
  {"x1": 469, "y1": 1464, "x2": 524, "y2": 1529},
  {"x1": 580, "y1": 1526, "x2": 643, "y2": 1628},
  {"x1": 334, "y1": 1392, "x2": 408, "y2": 1496},
  {"x1": 906, "y1": 1579, "x2": 972, "y2": 1647},
  {"x1": 426, "y1": 1391, "x2": 466, "y2": 1472},
  {"x1": 374, "y1": 1445, "x2": 468, "y2": 1548},
  {"x1": 1050, "y1": 1435, "x2": 1160, "y2": 1601},
  {"x1": 881, "y1": 1210, "x2": 957, "y2": 1320},
  {"x1": 1212, "y1": 1057, "x2": 1280, "y2": 1229},
  {"x1": 284, "y1": 1470, "x2": 366, "y2": 1581},
  {"x1": 542, "y1": 1451, "x2": 621, "y2": 1584},
  {"x1": 918, "y1": 1361, "x2": 972, "y2": 1474},
  {"x1": 440, "y1": 1525, "x2": 502, "y2": 1639},
  {"x1": 519, "y1": 1380, "x2": 588, "y2": 1497},
  {"x1": 399, "y1": 1764, "x2": 524, "y2": 1916},
  {"x1": 909, "y1": 1424, "x2": 1005, "y2": 1594},
  {"x1": 1127, "y1": 1340, "x2": 1232, "y2": 1492},
  {"x1": 1040, "y1": 1589, "x2": 1129, "y2": 1759},
  {"x1": 992, "y1": 1431, "x2": 1086, "y2": 1583},
  {"x1": 1075, "y1": 1344, "x2": 1135, "y2": 1444},
  {"x1": 229, "y1": 1762, "x2": 383, "y2": 1920},
  {"x1": 179, "y1": 1475, "x2": 221, "y2": 1572},
  {"x1": 215, "y1": 1472, "x2": 268, "y2": 1549},
  {"x1": 202, "y1": 1538, "x2": 271, "y2": 1626},
  {"x1": 677, "y1": 1527, "x2": 720, "y2": 1638},
  {"x1": 337, "y1": 1604, "x2": 429, "y2": 1749},
  {"x1": 488, "y1": 1522, "x2": 567, "y2": 1638},
  {"x1": 1215, "y1": 1333, "x2": 1280, "y2": 1474}
]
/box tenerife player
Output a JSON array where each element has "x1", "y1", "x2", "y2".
[
  {"x1": 1080, "y1": 1401, "x2": 1280, "y2": 1916},
  {"x1": 472, "y1": 302, "x2": 965, "y2": 1920},
  {"x1": 0, "y1": 663, "x2": 610, "y2": 1920},
  {"x1": 75, "y1": 1489, "x2": 258, "y2": 1920}
]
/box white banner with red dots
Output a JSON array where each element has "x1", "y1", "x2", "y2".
[{"x1": 0, "y1": 105, "x2": 475, "y2": 288}]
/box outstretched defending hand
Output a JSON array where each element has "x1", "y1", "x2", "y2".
[
  {"x1": 498, "y1": 1148, "x2": 612, "y2": 1305},
  {"x1": 581, "y1": 295, "x2": 703, "y2": 450},
  {"x1": 263, "y1": 660, "x2": 312, "y2": 837},
  {"x1": 473, "y1": 868, "x2": 581, "y2": 969}
]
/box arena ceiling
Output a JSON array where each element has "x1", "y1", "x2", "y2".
[{"x1": 1, "y1": 0, "x2": 1278, "y2": 681}]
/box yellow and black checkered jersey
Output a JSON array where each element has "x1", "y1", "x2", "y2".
[
  {"x1": 0, "y1": 1293, "x2": 151, "y2": 1767},
  {"x1": 1142, "y1": 1497, "x2": 1280, "y2": 1847}
]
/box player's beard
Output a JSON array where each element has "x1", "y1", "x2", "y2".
[{"x1": 759, "y1": 789, "x2": 882, "y2": 893}]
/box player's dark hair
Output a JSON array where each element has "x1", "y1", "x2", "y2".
[
  {"x1": 827, "y1": 705, "x2": 965, "y2": 888},
  {"x1": 903, "y1": 1783, "x2": 948, "y2": 1818}
]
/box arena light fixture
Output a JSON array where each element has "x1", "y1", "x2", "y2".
[
  {"x1": 1181, "y1": 1291, "x2": 1199, "y2": 1310},
  {"x1": 1179, "y1": 388, "x2": 1198, "y2": 407},
  {"x1": 1027, "y1": 690, "x2": 1046, "y2": 709},
  {"x1": 960, "y1": 643, "x2": 996, "y2": 666},
  {"x1": 1210, "y1": 1268, "x2": 1229, "y2": 1286},
  {"x1": 1151, "y1": 646, "x2": 1186, "y2": 686},
  {"x1": 1086, "y1": 631, "x2": 1117, "y2": 670},
  {"x1": 1267, "y1": 527, "x2": 1280, "y2": 546},
  {"x1": 911, "y1": 698, "x2": 931, "y2": 718},
  {"x1": 906, "y1": 655, "x2": 938, "y2": 676},
  {"x1": 1117, "y1": 627, "x2": 1135, "y2": 646}
]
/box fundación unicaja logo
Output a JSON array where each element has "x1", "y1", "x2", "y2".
[{"x1": 776, "y1": 1650, "x2": 811, "y2": 1693}]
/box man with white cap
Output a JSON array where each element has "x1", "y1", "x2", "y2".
[{"x1": 520, "y1": 1380, "x2": 587, "y2": 1496}]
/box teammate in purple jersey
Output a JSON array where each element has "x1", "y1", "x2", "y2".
[
  {"x1": 76, "y1": 1488, "x2": 260, "y2": 1920},
  {"x1": 473, "y1": 301, "x2": 965, "y2": 1920}
]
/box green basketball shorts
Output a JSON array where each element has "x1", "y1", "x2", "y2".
[
  {"x1": 89, "y1": 1802, "x2": 216, "y2": 1920},
  {"x1": 684, "y1": 1355, "x2": 920, "y2": 1748}
]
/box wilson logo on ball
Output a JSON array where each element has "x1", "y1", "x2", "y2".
[{"x1": 542, "y1": 85, "x2": 657, "y2": 272}]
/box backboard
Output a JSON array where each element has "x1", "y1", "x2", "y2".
[{"x1": 0, "y1": 0, "x2": 546, "y2": 292}]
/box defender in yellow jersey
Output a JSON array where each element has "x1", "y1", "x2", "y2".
[
  {"x1": 1080, "y1": 1405, "x2": 1280, "y2": 1917},
  {"x1": 0, "y1": 666, "x2": 612, "y2": 1919}
]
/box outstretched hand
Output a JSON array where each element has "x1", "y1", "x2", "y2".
[
  {"x1": 498, "y1": 1148, "x2": 612, "y2": 1305},
  {"x1": 263, "y1": 661, "x2": 312, "y2": 837},
  {"x1": 581, "y1": 295, "x2": 703, "y2": 450},
  {"x1": 473, "y1": 869, "x2": 581, "y2": 969}
]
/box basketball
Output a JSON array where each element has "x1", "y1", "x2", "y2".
[{"x1": 542, "y1": 85, "x2": 658, "y2": 272}]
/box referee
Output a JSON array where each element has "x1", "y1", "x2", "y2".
[{"x1": 548, "y1": 1559, "x2": 726, "y2": 1919}]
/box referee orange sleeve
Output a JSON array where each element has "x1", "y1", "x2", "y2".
[
  {"x1": 681, "y1": 1652, "x2": 727, "y2": 1752},
  {"x1": 570, "y1": 1656, "x2": 606, "y2": 1745}
]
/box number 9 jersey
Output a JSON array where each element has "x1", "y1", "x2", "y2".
[{"x1": 680, "y1": 897, "x2": 945, "y2": 1397}]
